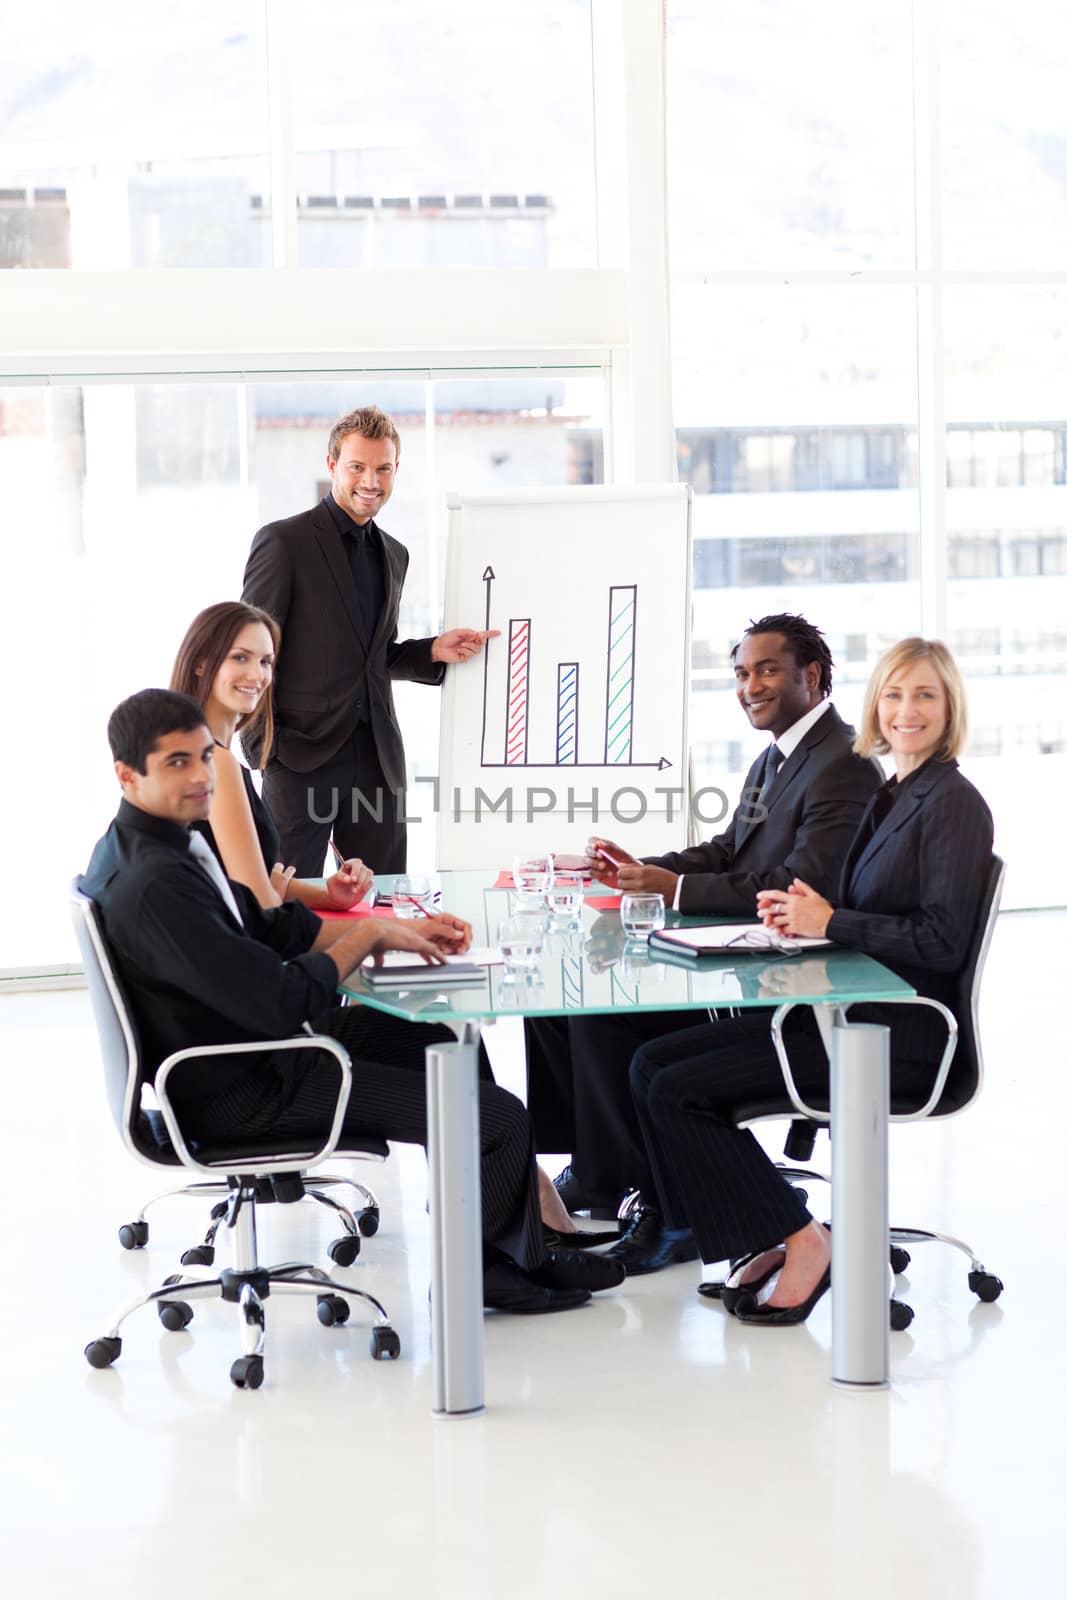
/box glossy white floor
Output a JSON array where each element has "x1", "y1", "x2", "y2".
[{"x1": 0, "y1": 910, "x2": 1062, "y2": 1599}]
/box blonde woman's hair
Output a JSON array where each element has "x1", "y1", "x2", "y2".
[{"x1": 854, "y1": 637, "x2": 968, "y2": 762}]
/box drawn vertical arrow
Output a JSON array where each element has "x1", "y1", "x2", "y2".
[{"x1": 480, "y1": 565, "x2": 495, "y2": 764}]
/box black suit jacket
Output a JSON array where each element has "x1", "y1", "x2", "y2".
[
  {"x1": 82, "y1": 801, "x2": 337, "y2": 1106},
  {"x1": 647, "y1": 704, "x2": 884, "y2": 915},
  {"x1": 242, "y1": 499, "x2": 444, "y2": 784},
  {"x1": 829, "y1": 758, "x2": 994, "y2": 1065}
]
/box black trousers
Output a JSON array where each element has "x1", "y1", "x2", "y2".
[
  {"x1": 630, "y1": 1013, "x2": 934, "y2": 1265},
  {"x1": 263, "y1": 722, "x2": 407, "y2": 876},
  {"x1": 524, "y1": 1010, "x2": 711, "y2": 1204},
  {"x1": 176, "y1": 1006, "x2": 543, "y2": 1270}
]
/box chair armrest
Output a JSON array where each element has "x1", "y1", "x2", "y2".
[
  {"x1": 769, "y1": 1003, "x2": 831, "y2": 1124},
  {"x1": 862, "y1": 995, "x2": 958, "y2": 1121},
  {"x1": 768, "y1": 996, "x2": 959, "y2": 1126},
  {"x1": 154, "y1": 1030, "x2": 352, "y2": 1177}
]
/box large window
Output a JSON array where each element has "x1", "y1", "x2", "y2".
[
  {"x1": 0, "y1": 0, "x2": 596, "y2": 274},
  {"x1": 0, "y1": 2, "x2": 270, "y2": 268},
  {"x1": 667, "y1": 1, "x2": 1067, "y2": 911},
  {"x1": 671, "y1": 281, "x2": 921, "y2": 794},
  {"x1": 289, "y1": 0, "x2": 596, "y2": 270}
]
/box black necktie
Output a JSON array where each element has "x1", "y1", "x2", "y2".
[{"x1": 761, "y1": 743, "x2": 784, "y2": 801}]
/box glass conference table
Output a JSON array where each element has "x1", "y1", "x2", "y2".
[{"x1": 339, "y1": 871, "x2": 915, "y2": 1416}]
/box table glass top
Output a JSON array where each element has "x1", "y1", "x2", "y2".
[{"x1": 336, "y1": 871, "x2": 915, "y2": 1024}]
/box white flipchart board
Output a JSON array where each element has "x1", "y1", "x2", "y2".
[{"x1": 438, "y1": 484, "x2": 692, "y2": 869}]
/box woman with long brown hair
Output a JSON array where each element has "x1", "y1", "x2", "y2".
[{"x1": 171, "y1": 602, "x2": 372, "y2": 912}]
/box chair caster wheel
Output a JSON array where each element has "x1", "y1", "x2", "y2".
[
  {"x1": 158, "y1": 1300, "x2": 193, "y2": 1332},
  {"x1": 370, "y1": 1326, "x2": 400, "y2": 1360},
  {"x1": 357, "y1": 1208, "x2": 380, "y2": 1238},
  {"x1": 890, "y1": 1246, "x2": 911, "y2": 1275},
  {"x1": 118, "y1": 1221, "x2": 149, "y2": 1250},
  {"x1": 85, "y1": 1336, "x2": 122, "y2": 1368},
  {"x1": 317, "y1": 1294, "x2": 351, "y2": 1328},
  {"x1": 328, "y1": 1236, "x2": 360, "y2": 1267},
  {"x1": 181, "y1": 1245, "x2": 215, "y2": 1267},
  {"x1": 968, "y1": 1269, "x2": 1003, "y2": 1303},
  {"x1": 889, "y1": 1299, "x2": 914, "y2": 1331},
  {"x1": 230, "y1": 1355, "x2": 264, "y2": 1389}
]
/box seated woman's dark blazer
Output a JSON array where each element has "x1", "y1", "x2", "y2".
[{"x1": 828, "y1": 757, "x2": 993, "y2": 1071}]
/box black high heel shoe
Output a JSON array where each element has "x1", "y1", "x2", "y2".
[
  {"x1": 732, "y1": 1264, "x2": 831, "y2": 1326},
  {"x1": 698, "y1": 1247, "x2": 786, "y2": 1308}
]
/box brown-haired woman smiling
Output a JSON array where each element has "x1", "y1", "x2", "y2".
[
  {"x1": 626, "y1": 638, "x2": 993, "y2": 1325},
  {"x1": 170, "y1": 602, "x2": 372, "y2": 913}
]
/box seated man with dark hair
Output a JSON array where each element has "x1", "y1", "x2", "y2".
[
  {"x1": 83, "y1": 688, "x2": 623, "y2": 1314},
  {"x1": 525, "y1": 613, "x2": 885, "y2": 1274}
]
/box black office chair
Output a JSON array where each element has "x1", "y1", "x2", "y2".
[
  {"x1": 728, "y1": 854, "x2": 1007, "y2": 1327},
  {"x1": 72, "y1": 882, "x2": 401, "y2": 1389}
]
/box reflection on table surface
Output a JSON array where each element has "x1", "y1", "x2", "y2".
[{"x1": 338, "y1": 871, "x2": 915, "y2": 1021}]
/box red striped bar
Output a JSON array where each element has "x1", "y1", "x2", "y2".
[{"x1": 506, "y1": 618, "x2": 530, "y2": 765}]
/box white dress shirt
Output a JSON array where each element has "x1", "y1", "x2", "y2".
[
  {"x1": 187, "y1": 829, "x2": 245, "y2": 927},
  {"x1": 671, "y1": 697, "x2": 834, "y2": 908}
]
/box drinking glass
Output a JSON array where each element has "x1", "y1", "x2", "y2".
[
  {"x1": 496, "y1": 914, "x2": 545, "y2": 977},
  {"x1": 393, "y1": 874, "x2": 432, "y2": 918},
  {"x1": 620, "y1": 892, "x2": 666, "y2": 941},
  {"x1": 512, "y1": 852, "x2": 554, "y2": 904},
  {"x1": 546, "y1": 871, "x2": 583, "y2": 920}
]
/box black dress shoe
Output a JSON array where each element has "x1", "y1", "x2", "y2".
[
  {"x1": 552, "y1": 1164, "x2": 621, "y2": 1221},
  {"x1": 482, "y1": 1261, "x2": 591, "y2": 1314},
  {"x1": 602, "y1": 1207, "x2": 700, "y2": 1276},
  {"x1": 733, "y1": 1264, "x2": 831, "y2": 1325},
  {"x1": 529, "y1": 1246, "x2": 626, "y2": 1293},
  {"x1": 542, "y1": 1225, "x2": 621, "y2": 1251}
]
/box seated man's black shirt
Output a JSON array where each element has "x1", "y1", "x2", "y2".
[{"x1": 81, "y1": 800, "x2": 338, "y2": 1106}]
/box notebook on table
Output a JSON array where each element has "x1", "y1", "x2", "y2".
[
  {"x1": 360, "y1": 961, "x2": 488, "y2": 988},
  {"x1": 648, "y1": 925, "x2": 832, "y2": 959}
]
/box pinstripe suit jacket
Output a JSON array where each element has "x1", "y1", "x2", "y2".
[{"x1": 829, "y1": 758, "x2": 994, "y2": 1063}]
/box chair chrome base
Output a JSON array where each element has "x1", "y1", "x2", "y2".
[
  {"x1": 88, "y1": 1181, "x2": 401, "y2": 1387},
  {"x1": 117, "y1": 1170, "x2": 382, "y2": 1270}
]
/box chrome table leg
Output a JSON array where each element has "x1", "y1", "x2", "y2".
[
  {"x1": 426, "y1": 1022, "x2": 485, "y2": 1417},
  {"x1": 829, "y1": 1018, "x2": 891, "y2": 1389}
]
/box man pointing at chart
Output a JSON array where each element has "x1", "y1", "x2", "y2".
[{"x1": 243, "y1": 405, "x2": 496, "y2": 876}]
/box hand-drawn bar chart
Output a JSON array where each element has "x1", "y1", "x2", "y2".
[{"x1": 480, "y1": 566, "x2": 669, "y2": 771}]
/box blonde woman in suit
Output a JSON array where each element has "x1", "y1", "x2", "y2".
[{"x1": 628, "y1": 639, "x2": 993, "y2": 1324}]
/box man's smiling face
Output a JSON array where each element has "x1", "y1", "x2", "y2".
[
  {"x1": 733, "y1": 631, "x2": 822, "y2": 740},
  {"x1": 327, "y1": 431, "x2": 398, "y2": 526},
  {"x1": 115, "y1": 727, "x2": 215, "y2": 825}
]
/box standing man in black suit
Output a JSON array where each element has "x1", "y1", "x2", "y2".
[
  {"x1": 243, "y1": 406, "x2": 496, "y2": 875},
  {"x1": 526, "y1": 613, "x2": 884, "y2": 1271}
]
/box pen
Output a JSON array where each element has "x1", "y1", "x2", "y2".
[
  {"x1": 594, "y1": 846, "x2": 624, "y2": 869},
  {"x1": 327, "y1": 842, "x2": 377, "y2": 908}
]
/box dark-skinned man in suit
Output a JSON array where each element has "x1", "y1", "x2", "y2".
[{"x1": 524, "y1": 613, "x2": 885, "y2": 1274}]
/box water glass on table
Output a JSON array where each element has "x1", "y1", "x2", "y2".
[
  {"x1": 497, "y1": 914, "x2": 545, "y2": 979},
  {"x1": 393, "y1": 874, "x2": 433, "y2": 918},
  {"x1": 512, "y1": 852, "x2": 553, "y2": 905},
  {"x1": 620, "y1": 892, "x2": 666, "y2": 941},
  {"x1": 546, "y1": 871, "x2": 583, "y2": 921}
]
